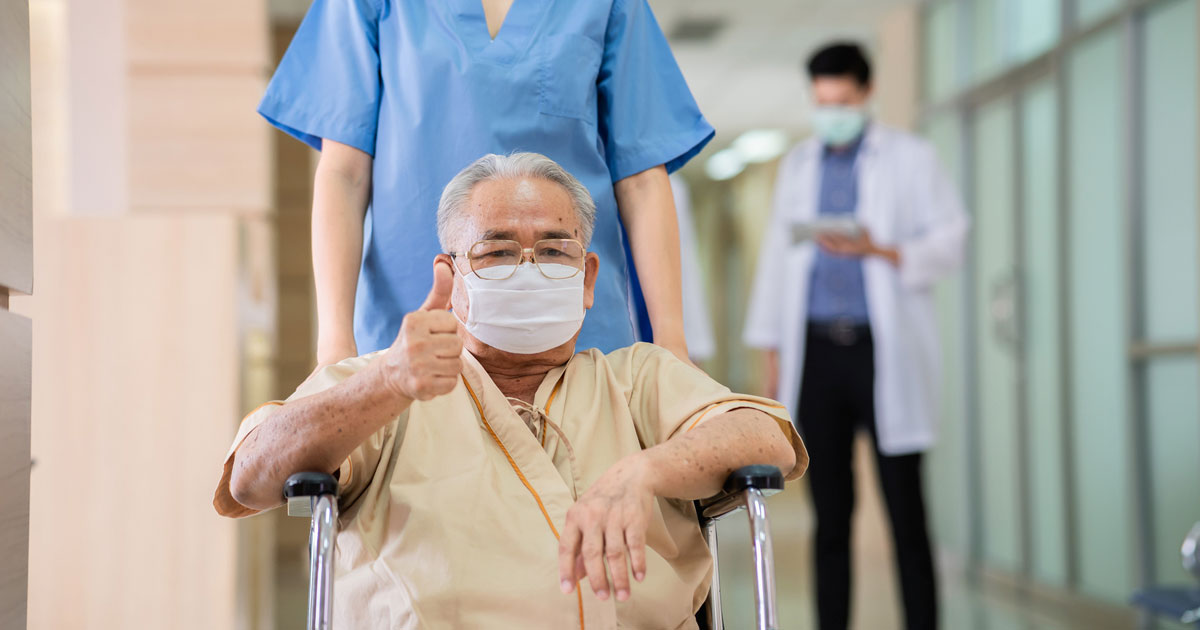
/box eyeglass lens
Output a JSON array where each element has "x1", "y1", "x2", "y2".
[{"x1": 468, "y1": 239, "x2": 584, "y2": 279}]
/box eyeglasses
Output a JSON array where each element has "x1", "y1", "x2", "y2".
[{"x1": 450, "y1": 239, "x2": 585, "y2": 280}]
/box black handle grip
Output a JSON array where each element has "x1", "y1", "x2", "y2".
[
  {"x1": 283, "y1": 472, "x2": 339, "y2": 499},
  {"x1": 722, "y1": 465, "x2": 784, "y2": 494}
]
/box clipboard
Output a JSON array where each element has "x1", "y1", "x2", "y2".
[{"x1": 790, "y1": 217, "x2": 862, "y2": 244}]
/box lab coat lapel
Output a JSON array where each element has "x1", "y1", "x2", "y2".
[
  {"x1": 792, "y1": 140, "x2": 822, "y2": 222},
  {"x1": 856, "y1": 125, "x2": 893, "y2": 239},
  {"x1": 775, "y1": 141, "x2": 821, "y2": 420},
  {"x1": 857, "y1": 125, "x2": 927, "y2": 455}
]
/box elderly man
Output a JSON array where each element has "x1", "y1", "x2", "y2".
[{"x1": 214, "y1": 153, "x2": 807, "y2": 629}]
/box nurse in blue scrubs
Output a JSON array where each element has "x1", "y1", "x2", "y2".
[{"x1": 260, "y1": 0, "x2": 714, "y2": 365}]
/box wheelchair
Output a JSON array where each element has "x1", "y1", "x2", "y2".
[{"x1": 283, "y1": 464, "x2": 786, "y2": 630}]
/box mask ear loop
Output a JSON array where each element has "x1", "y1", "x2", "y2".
[{"x1": 507, "y1": 397, "x2": 580, "y2": 499}]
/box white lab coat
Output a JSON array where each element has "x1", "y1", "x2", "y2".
[
  {"x1": 671, "y1": 175, "x2": 717, "y2": 361},
  {"x1": 743, "y1": 124, "x2": 968, "y2": 455}
]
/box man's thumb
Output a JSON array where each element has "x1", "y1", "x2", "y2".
[{"x1": 420, "y1": 260, "x2": 454, "y2": 311}]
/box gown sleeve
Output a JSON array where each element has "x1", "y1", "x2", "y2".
[
  {"x1": 212, "y1": 353, "x2": 397, "y2": 518},
  {"x1": 620, "y1": 344, "x2": 808, "y2": 481},
  {"x1": 598, "y1": 0, "x2": 715, "y2": 181},
  {"x1": 257, "y1": 0, "x2": 383, "y2": 156}
]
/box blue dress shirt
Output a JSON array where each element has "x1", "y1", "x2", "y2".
[{"x1": 807, "y1": 133, "x2": 871, "y2": 324}]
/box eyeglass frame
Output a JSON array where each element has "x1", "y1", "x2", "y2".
[{"x1": 447, "y1": 238, "x2": 588, "y2": 280}]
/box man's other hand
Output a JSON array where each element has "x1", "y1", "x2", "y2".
[
  {"x1": 380, "y1": 261, "x2": 463, "y2": 401},
  {"x1": 817, "y1": 227, "x2": 901, "y2": 266},
  {"x1": 558, "y1": 454, "x2": 655, "y2": 602}
]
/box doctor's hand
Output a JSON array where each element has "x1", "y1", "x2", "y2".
[
  {"x1": 559, "y1": 454, "x2": 655, "y2": 603},
  {"x1": 817, "y1": 227, "x2": 901, "y2": 267},
  {"x1": 379, "y1": 261, "x2": 463, "y2": 402}
]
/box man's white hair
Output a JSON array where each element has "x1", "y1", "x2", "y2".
[{"x1": 436, "y1": 152, "x2": 597, "y2": 252}]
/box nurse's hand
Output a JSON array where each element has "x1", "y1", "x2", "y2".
[
  {"x1": 316, "y1": 340, "x2": 358, "y2": 371},
  {"x1": 380, "y1": 261, "x2": 463, "y2": 401},
  {"x1": 656, "y1": 337, "x2": 694, "y2": 366},
  {"x1": 558, "y1": 454, "x2": 654, "y2": 603}
]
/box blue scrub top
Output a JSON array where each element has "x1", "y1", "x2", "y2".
[{"x1": 259, "y1": 0, "x2": 714, "y2": 354}]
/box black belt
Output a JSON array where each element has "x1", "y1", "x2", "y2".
[{"x1": 807, "y1": 320, "x2": 871, "y2": 346}]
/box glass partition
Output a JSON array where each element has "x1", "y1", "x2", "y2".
[
  {"x1": 1066, "y1": 26, "x2": 1132, "y2": 602},
  {"x1": 973, "y1": 98, "x2": 1022, "y2": 573},
  {"x1": 926, "y1": 113, "x2": 969, "y2": 558},
  {"x1": 1141, "y1": 0, "x2": 1200, "y2": 589},
  {"x1": 924, "y1": 1, "x2": 960, "y2": 103},
  {"x1": 1141, "y1": 0, "x2": 1199, "y2": 343},
  {"x1": 1076, "y1": 0, "x2": 1121, "y2": 27},
  {"x1": 1020, "y1": 77, "x2": 1068, "y2": 587}
]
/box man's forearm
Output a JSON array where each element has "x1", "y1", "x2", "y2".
[
  {"x1": 230, "y1": 360, "x2": 411, "y2": 510},
  {"x1": 639, "y1": 408, "x2": 796, "y2": 500}
]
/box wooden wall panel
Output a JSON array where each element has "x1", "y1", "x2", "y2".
[
  {"x1": 0, "y1": 310, "x2": 31, "y2": 630},
  {"x1": 24, "y1": 214, "x2": 241, "y2": 630},
  {"x1": 0, "y1": 0, "x2": 33, "y2": 293},
  {"x1": 127, "y1": 1, "x2": 268, "y2": 70},
  {"x1": 25, "y1": 1, "x2": 272, "y2": 627},
  {"x1": 128, "y1": 72, "x2": 270, "y2": 212},
  {"x1": 66, "y1": 0, "x2": 128, "y2": 216}
]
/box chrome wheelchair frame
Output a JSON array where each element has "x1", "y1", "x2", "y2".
[{"x1": 283, "y1": 464, "x2": 786, "y2": 630}]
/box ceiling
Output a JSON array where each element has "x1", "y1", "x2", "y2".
[
  {"x1": 268, "y1": 0, "x2": 919, "y2": 143},
  {"x1": 649, "y1": 0, "x2": 917, "y2": 139}
]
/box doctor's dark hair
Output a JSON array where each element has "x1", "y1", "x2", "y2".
[
  {"x1": 436, "y1": 152, "x2": 597, "y2": 252},
  {"x1": 806, "y1": 42, "x2": 872, "y2": 87}
]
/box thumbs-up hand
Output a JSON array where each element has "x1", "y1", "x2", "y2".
[{"x1": 381, "y1": 260, "x2": 463, "y2": 401}]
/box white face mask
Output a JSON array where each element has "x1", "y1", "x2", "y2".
[
  {"x1": 811, "y1": 105, "x2": 868, "y2": 147},
  {"x1": 456, "y1": 262, "x2": 585, "y2": 354}
]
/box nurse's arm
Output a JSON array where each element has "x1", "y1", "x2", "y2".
[
  {"x1": 230, "y1": 266, "x2": 462, "y2": 511},
  {"x1": 312, "y1": 139, "x2": 373, "y2": 367},
  {"x1": 559, "y1": 408, "x2": 796, "y2": 600},
  {"x1": 613, "y1": 165, "x2": 689, "y2": 361}
]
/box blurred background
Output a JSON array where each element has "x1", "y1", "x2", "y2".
[{"x1": 3, "y1": 0, "x2": 1199, "y2": 628}]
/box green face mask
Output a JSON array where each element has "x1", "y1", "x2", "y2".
[{"x1": 811, "y1": 106, "x2": 868, "y2": 147}]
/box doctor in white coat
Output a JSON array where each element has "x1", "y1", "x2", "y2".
[{"x1": 744, "y1": 43, "x2": 967, "y2": 630}]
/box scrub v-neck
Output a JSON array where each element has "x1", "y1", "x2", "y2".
[
  {"x1": 448, "y1": 0, "x2": 542, "y2": 63},
  {"x1": 482, "y1": 0, "x2": 513, "y2": 39}
]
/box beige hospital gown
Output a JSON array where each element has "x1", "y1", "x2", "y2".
[{"x1": 215, "y1": 343, "x2": 807, "y2": 629}]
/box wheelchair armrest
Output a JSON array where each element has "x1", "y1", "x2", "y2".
[
  {"x1": 283, "y1": 472, "x2": 338, "y2": 518},
  {"x1": 697, "y1": 465, "x2": 784, "y2": 523}
]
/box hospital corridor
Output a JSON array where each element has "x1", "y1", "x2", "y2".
[{"x1": 2, "y1": 0, "x2": 1200, "y2": 629}]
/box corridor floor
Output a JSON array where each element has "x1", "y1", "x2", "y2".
[{"x1": 710, "y1": 438, "x2": 1138, "y2": 630}]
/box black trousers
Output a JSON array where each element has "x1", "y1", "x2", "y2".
[{"x1": 797, "y1": 325, "x2": 938, "y2": 630}]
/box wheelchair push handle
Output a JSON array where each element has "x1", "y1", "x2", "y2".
[
  {"x1": 723, "y1": 465, "x2": 785, "y2": 494},
  {"x1": 284, "y1": 471, "x2": 339, "y2": 518},
  {"x1": 284, "y1": 471, "x2": 339, "y2": 498},
  {"x1": 697, "y1": 465, "x2": 784, "y2": 630},
  {"x1": 285, "y1": 472, "x2": 340, "y2": 630},
  {"x1": 699, "y1": 465, "x2": 784, "y2": 524}
]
